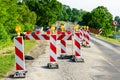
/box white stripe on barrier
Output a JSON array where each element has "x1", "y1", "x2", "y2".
[
  {"x1": 27, "y1": 34, "x2": 35, "y2": 40},
  {"x1": 63, "y1": 35, "x2": 70, "y2": 40},
  {"x1": 74, "y1": 34, "x2": 80, "y2": 43},
  {"x1": 61, "y1": 43, "x2": 66, "y2": 52},
  {"x1": 74, "y1": 45, "x2": 80, "y2": 55},
  {"x1": 37, "y1": 34, "x2": 44, "y2": 40},
  {"x1": 50, "y1": 50, "x2": 57, "y2": 62},
  {"x1": 14, "y1": 39, "x2": 23, "y2": 53},
  {"x1": 16, "y1": 55, "x2": 25, "y2": 70},
  {"x1": 51, "y1": 36, "x2": 56, "y2": 46}
]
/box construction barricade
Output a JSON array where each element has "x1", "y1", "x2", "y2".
[
  {"x1": 71, "y1": 32, "x2": 84, "y2": 62},
  {"x1": 14, "y1": 36, "x2": 26, "y2": 78},
  {"x1": 13, "y1": 29, "x2": 88, "y2": 78},
  {"x1": 57, "y1": 31, "x2": 73, "y2": 59},
  {"x1": 82, "y1": 30, "x2": 90, "y2": 48}
]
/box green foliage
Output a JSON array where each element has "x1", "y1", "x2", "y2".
[
  {"x1": 5, "y1": 1, "x2": 19, "y2": 34},
  {"x1": 24, "y1": 23, "x2": 34, "y2": 32},
  {"x1": 87, "y1": 6, "x2": 113, "y2": 36},
  {"x1": 0, "y1": 0, "x2": 37, "y2": 44},
  {"x1": 17, "y1": 2, "x2": 37, "y2": 25},
  {"x1": 0, "y1": 24, "x2": 10, "y2": 43},
  {"x1": 26, "y1": 0, "x2": 62, "y2": 27},
  {"x1": 82, "y1": 12, "x2": 92, "y2": 25}
]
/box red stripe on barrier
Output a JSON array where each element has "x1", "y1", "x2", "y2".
[
  {"x1": 61, "y1": 40, "x2": 66, "y2": 53},
  {"x1": 75, "y1": 33, "x2": 80, "y2": 37},
  {"x1": 61, "y1": 49, "x2": 65, "y2": 53},
  {"x1": 50, "y1": 56, "x2": 56, "y2": 62},
  {"x1": 75, "y1": 51, "x2": 80, "y2": 56},
  {"x1": 42, "y1": 35, "x2": 50, "y2": 40},
  {"x1": 32, "y1": 34, "x2": 40, "y2": 40},
  {"x1": 57, "y1": 35, "x2": 65, "y2": 40},
  {"x1": 74, "y1": 40, "x2": 80, "y2": 49},
  {"x1": 50, "y1": 43, "x2": 56, "y2": 54},
  {"x1": 25, "y1": 35, "x2": 30, "y2": 40},
  {"x1": 15, "y1": 47, "x2": 24, "y2": 60},
  {"x1": 16, "y1": 63, "x2": 23, "y2": 70},
  {"x1": 61, "y1": 40, "x2": 66, "y2": 45},
  {"x1": 67, "y1": 35, "x2": 72, "y2": 40},
  {"x1": 51, "y1": 35, "x2": 56, "y2": 40},
  {"x1": 16, "y1": 37, "x2": 22, "y2": 44}
]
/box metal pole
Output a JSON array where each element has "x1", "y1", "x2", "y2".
[{"x1": 115, "y1": 26, "x2": 117, "y2": 39}]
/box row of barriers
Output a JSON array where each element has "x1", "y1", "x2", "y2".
[{"x1": 13, "y1": 29, "x2": 90, "y2": 78}]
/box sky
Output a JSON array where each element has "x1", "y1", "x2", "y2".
[{"x1": 57, "y1": 0, "x2": 120, "y2": 18}]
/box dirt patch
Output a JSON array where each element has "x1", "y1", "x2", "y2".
[{"x1": 25, "y1": 41, "x2": 48, "y2": 65}]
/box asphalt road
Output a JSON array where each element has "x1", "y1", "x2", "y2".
[{"x1": 2, "y1": 36, "x2": 120, "y2": 80}]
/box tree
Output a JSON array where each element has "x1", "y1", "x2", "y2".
[
  {"x1": 26, "y1": 0, "x2": 62, "y2": 27},
  {"x1": 89, "y1": 6, "x2": 113, "y2": 36},
  {"x1": 82, "y1": 12, "x2": 92, "y2": 25},
  {"x1": 0, "y1": 0, "x2": 19, "y2": 34},
  {"x1": 17, "y1": 2, "x2": 37, "y2": 32}
]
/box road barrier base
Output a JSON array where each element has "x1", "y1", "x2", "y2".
[
  {"x1": 82, "y1": 43, "x2": 91, "y2": 48},
  {"x1": 60, "y1": 54, "x2": 73, "y2": 59},
  {"x1": 47, "y1": 63, "x2": 59, "y2": 69},
  {"x1": 13, "y1": 71, "x2": 27, "y2": 78},
  {"x1": 71, "y1": 56, "x2": 84, "y2": 62},
  {"x1": 82, "y1": 45, "x2": 91, "y2": 48}
]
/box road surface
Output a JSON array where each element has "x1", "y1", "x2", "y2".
[{"x1": 2, "y1": 35, "x2": 120, "y2": 80}]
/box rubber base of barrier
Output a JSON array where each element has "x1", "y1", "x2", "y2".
[
  {"x1": 60, "y1": 54, "x2": 73, "y2": 59},
  {"x1": 82, "y1": 44, "x2": 91, "y2": 48},
  {"x1": 47, "y1": 63, "x2": 59, "y2": 69},
  {"x1": 71, "y1": 56, "x2": 84, "y2": 62},
  {"x1": 12, "y1": 71, "x2": 27, "y2": 78}
]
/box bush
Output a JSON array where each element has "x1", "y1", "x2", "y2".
[
  {"x1": 24, "y1": 23, "x2": 34, "y2": 32},
  {"x1": 0, "y1": 24, "x2": 10, "y2": 42}
]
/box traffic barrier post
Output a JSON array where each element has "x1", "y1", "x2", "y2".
[
  {"x1": 14, "y1": 36, "x2": 27, "y2": 78},
  {"x1": 47, "y1": 34, "x2": 59, "y2": 69},
  {"x1": 71, "y1": 32, "x2": 84, "y2": 62}
]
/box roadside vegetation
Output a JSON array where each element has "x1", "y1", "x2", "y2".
[
  {"x1": 97, "y1": 35, "x2": 120, "y2": 45},
  {"x1": 0, "y1": 0, "x2": 120, "y2": 79}
]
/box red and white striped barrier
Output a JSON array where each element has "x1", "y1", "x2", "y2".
[
  {"x1": 57, "y1": 30, "x2": 72, "y2": 40},
  {"x1": 82, "y1": 30, "x2": 90, "y2": 47},
  {"x1": 60, "y1": 32, "x2": 66, "y2": 54},
  {"x1": 50, "y1": 35, "x2": 57, "y2": 63},
  {"x1": 25, "y1": 30, "x2": 72, "y2": 41},
  {"x1": 85, "y1": 30, "x2": 90, "y2": 45},
  {"x1": 71, "y1": 32, "x2": 84, "y2": 62},
  {"x1": 74, "y1": 32, "x2": 81, "y2": 57},
  {"x1": 98, "y1": 28, "x2": 102, "y2": 34},
  {"x1": 26, "y1": 34, "x2": 50, "y2": 40},
  {"x1": 79, "y1": 29, "x2": 84, "y2": 41},
  {"x1": 60, "y1": 40, "x2": 66, "y2": 54},
  {"x1": 14, "y1": 36, "x2": 26, "y2": 77}
]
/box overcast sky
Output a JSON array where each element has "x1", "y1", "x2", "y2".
[{"x1": 57, "y1": 0, "x2": 120, "y2": 18}]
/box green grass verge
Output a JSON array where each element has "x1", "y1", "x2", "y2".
[
  {"x1": 0, "y1": 41, "x2": 13, "y2": 50},
  {"x1": 0, "y1": 40, "x2": 36, "y2": 79},
  {"x1": 0, "y1": 54, "x2": 15, "y2": 79},
  {"x1": 97, "y1": 35, "x2": 120, "y2": 45}
]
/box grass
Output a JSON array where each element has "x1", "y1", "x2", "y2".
[
  {"x1": 0, "y1": 41, "x2": 13, "y2": 50},
  {"x1": 0, "y1": 54, "x2": 15, "y2": 78},
  {"x1": 97, "y1": 35, "x2": 120, "y2": 45},
  {"x1": 0, "y1": 40, "x2": 36, "y2": 79}
]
